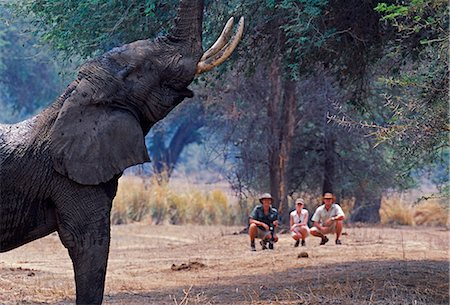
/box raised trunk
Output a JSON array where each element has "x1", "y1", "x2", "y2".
[{"x1": 168, "y1": 0, "x2": 203, "y2": 54}]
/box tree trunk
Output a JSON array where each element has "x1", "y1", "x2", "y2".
[
  {"x1": 267, "y1": 59, "x2": 297, "y2": 224},
  {"x1": 351, "y1": 185, "x2": 382, "y2": 223},
  {"x1": 150, "y1": 111, "x2": 204, "y2": 182},
  {"x1": 278, "y1": 79, "x2": 296, "y2": 222},
  {"x1": 268, "y1": 60, "x2": 282, "y2": 214},
  {"x1": 322, "y1": 132, "x2": 335, "y2": 194}
]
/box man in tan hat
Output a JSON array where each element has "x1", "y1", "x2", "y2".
[
  {"x1": 290, "y1": 198, "x2": 310, "y2": 247},
  {"x1": 310, "y1": 192, "x2": 345, "y2": 245},
  {"x1": 248, "y1": 193, "x2": 279, "y2": 251}
]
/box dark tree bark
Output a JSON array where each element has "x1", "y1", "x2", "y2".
[
  {"x1": 267, "y1": 58, "x2": 297, "y2": 224},
  {"x1": 151, "y1": 115, "x2": 204, "y2": 181},
  {"x1": 350, "y1": 183, "x2": 382, "y2": 223},
  {"x1": 322, "y1": 132, "x2": 335, "y2": 194}
]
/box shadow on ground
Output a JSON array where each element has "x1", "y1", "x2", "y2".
[{"x1": 45, "y1": 259, "x2": 448, "y2": 305}]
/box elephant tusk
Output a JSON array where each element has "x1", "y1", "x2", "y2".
[
  {"x1": 196, "y1": 16, "x2": 244, "y2": 75},
  {"x1": 200, "y1": 17, "x2": 234, "y2": 61}
]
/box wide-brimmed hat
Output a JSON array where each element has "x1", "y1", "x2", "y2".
[
  {"x1": 259, "y1": 193, "x2": 273, "y2": 203},
  {"x1": 295, "y1": 198, "x2": 305, "y2": 205},
  {"x1": 322, "y1": 193, "x2": 336, "y2": 202}
]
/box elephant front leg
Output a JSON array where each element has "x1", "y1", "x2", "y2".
[
  {"x1": 56, "y1": 200, "x2": 112, "y2": 304},
  {"x1": 68, "y1": 235, "x2": 110, "y2": 305}
]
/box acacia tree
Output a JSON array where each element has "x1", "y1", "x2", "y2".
[{"x1": 372, "y1": 0, "x2": 448, "y2": 170}]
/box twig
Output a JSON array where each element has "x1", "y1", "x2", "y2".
[{"x1": 179, "y1": 285, "x2": 193, "y2": 305}]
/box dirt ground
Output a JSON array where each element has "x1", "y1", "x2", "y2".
[{"x1": 0, "y1": 224, "x2": 448, "y2": 305}]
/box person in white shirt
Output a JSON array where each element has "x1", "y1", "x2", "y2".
[
  {"x1": 310, "y1": 193, "x2": 345, "y2": 245},
  {"x1": 290, "y1": 198, "x2": 309, "y2": 247}
]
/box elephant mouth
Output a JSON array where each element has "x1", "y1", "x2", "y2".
[{"x1": 177, "y1": 87, "x2": 194, "y2": 98}]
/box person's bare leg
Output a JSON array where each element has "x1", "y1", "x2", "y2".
[
  {"x1": 312, "y1": 227, "x2": 330, "y2": 245},
  {"x1": 249, "y1": 223, "x2": 258, "y2": 250},
  {"x1": 249, "y1": 223, "x2": 258, "y2": 242},
  {"x1": 299, "y1": 227, "x2": 308, "y2": 241},
  {"x1": 335, "y1": 220, "x2": 343, "y2": 241},
  {"x1": 311, "y1": 228, "x2": 325, "y2": 239},
  {"x1": 291, "y1": 230, "x2": 300, "y2": 247}
]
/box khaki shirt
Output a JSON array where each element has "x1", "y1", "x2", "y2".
[{"x1": 311, "y1": 204, "x2": 344, "y2": 225}]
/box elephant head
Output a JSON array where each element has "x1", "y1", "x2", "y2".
[{"x1": 47, "y1": 0, "x2": 244, "y2": 185}]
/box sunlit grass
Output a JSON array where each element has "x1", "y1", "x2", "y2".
[
  {"x1": 413, "y1": 198, "x2": 449, "y2": 226},
  {"x1": 112, "y1": 175, "x2": 249, "y2": 225},
  {"x1": 380, "y1": 196, "x2": 415, "y2": 225},
  {"x1": 380, "y1": 194, "x2": 448, "y2": 226},
  {"x1": 113, "y1": 175, "x2": 448, "y2": 227}
]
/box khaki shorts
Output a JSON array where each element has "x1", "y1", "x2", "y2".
[
  {"x1": 257, "y1": 228, "x2": 272, "y2": 240},
  {"x1": 290, "y1": 226, "x2": 310, "y2": 237},
  {"x1": 310, "y1": 222, "x2": 336, "y2": 235}
]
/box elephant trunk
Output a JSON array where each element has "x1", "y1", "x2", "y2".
[{"x1": 168, "y1": 0, "x2": 204, "y2": 57}]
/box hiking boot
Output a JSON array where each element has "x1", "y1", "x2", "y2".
[
  {"x1": 294, "y1": 240, "x2": 300, "y2": 247},
  {"x1": 301, "y1": 240, "x2": 306, "y2": 247},
  {"x1": 320, "y1": 236, "x2": 329, "y2": 245},
  {"x1": 268, "y1": 241, "x2": 274, "y2": 250},
  {"x1": 260, "y1": 240, "x2": 267, "y2": 250},
  {"x1": 250, "y1": 242, "x2": 256, "y2": 251},
  {"x1": 335, "y1": 239, "x2": 342, "y2": 245}
]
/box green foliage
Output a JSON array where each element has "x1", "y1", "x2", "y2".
[
  {"x1": 8, "y1": 0, "x2": 178, "y2": 59},
  {"x1": 280, "y1": 0, "x2": 329, "y2": 79},
  {"x1": 371, "y1": 0, "x2": 448, "y2": 170},
  {"x1": 0, "y1": 8, "x2": 62, "y2": 123},
  {"x1": 375, "y1": 3, "x2": 409, "y2": 20}
]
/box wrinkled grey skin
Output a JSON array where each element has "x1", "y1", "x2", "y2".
[{"x1": 0, "y1": 0, "x2": 204, "y2": 304}]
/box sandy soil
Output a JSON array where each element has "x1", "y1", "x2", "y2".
[{"x1": 0, "y1": 224, "x2": 448, "y2": 304}]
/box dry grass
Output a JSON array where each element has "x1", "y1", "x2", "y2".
[
  {"x1": 113, "y1": 176, "x2": 448, "y2": 228},
  {"x1": 0, "y1": 225, "x2": 448, "y2": 304},
  {"x1": 112, "y1": 176, "x2": 247, "y2": 225},
  {"x1": 381, "y1": 194, "x2": 449, "y2": 226},
  {"x1": 414, "y1": 198, "x2": 449, "y2": 226},
  {"x1": 380, "y1": 195, "x2": 415, "y2": 225}
]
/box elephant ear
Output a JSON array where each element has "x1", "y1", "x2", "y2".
[{"x1": 49, "y1": 88, "x2": 150, "y2": 185}]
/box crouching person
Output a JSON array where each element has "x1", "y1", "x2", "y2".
[
  {"x1": 290, "y1": 198, "x2": 310, "y2": 247},
  {"x1": 249, "y1": 193, "x2": 279, "y2": 251},
  {"x1": 310, "y1": 193, "x2": 345, "y2": 245}
]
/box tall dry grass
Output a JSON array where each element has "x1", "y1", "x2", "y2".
[
  {"x1": 380, "y1": 194, "x2": 449, "y2": 226},
  {"x1": 111, "y1": 175, "x2": 248, "y2": 225},
  {"x1": 112, "y1": 176, "x2": 448, "y2": 227},
  {"x1": 413, "y1": 198, "x2": 449, "y2": 226}
]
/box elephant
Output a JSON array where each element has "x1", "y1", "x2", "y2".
[{"x1": 0, "y1": 0, "x2": 243, "y2": 303}]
